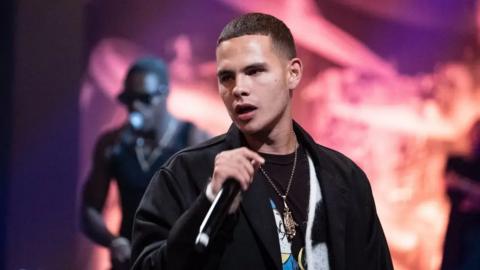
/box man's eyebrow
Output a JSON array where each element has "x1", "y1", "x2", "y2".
[
  {"x1": 217, "y1": 69, "x2": 233, "y2": 78},
  {"x1": 242, "y1": 62, "x2": 267, "y2": 72}
]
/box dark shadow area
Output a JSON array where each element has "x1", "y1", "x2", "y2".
[{"x1": 0, "y1": 0, "x2": 14, "y2": 268}]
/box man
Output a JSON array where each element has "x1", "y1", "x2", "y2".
[
  {"x1": 131, "y1": 13, "x2": 392, "y2": 270},
  {"x1": 81, "y1": 57, "x2": 204, "y2": 269}
]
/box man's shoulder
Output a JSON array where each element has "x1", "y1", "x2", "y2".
[
  {"x1": 312, "y1": 143, "x2": 357, "y2": 169},
  {"x1": 162, "y1": 133, "x2": 229, "y2": 168},
  {"x1": 96, "y1": 125, "x2": 129, "y2": 142},
  {"x1": 149, "y1": 133, "x2": 229, "y2": 190},
  {"x1": 309, "y1": 143, "x2": 370, "y2": 185},
  {"x1": 294, "y1": 121, "x2": 360, "y2": 173},
  {"x1": 91, "y1": 126, "x2": 129, "y2": 154}
]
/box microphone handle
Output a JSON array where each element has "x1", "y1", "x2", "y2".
[{"x1": 195, "y1": 178, "x2": 241, "y2": 252}]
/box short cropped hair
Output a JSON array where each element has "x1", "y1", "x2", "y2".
[{"x1": 217, "y1": 13, "x2": 296, "y2": 59}]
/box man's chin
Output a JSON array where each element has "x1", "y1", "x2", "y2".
[{"x1": 234, "y1": 121, "x2": 259, "y2": 135}]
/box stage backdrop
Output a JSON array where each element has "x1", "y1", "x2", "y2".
[{"x1": 79, "y1": 1, "x2": 480, "y2": 270}]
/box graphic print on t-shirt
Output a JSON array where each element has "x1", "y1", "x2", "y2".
[{"x1": 270, "y1": 199, "x2": 306, "y2": 270}]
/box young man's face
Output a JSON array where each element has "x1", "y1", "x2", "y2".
[{"x1": 216, "y1": 34, "x2": 301, "y2": 135}]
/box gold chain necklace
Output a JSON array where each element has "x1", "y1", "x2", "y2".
[{"x1": 259, "y1": 143, "x2": 298, "y2": 241}]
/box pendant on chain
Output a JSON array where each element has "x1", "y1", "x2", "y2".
[{"x1": 282, "y1": 196, "x2": 298, "y2": 241}]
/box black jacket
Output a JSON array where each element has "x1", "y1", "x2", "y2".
[{"x1": 131, "y1": 122, "x2": 393, "y2": 270}]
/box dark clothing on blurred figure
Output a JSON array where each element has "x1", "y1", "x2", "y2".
[
  {"x1": 79, "y1": 57, "x2": 209, "y2": 270},
  {"x1": 81, "y1": 121, "x2": 199, "y2": 270},
  {"x1": 82, "y1": 123, "x2": 194, "y2": 240},
  {"x1": 441, "y1": 156, "x2": 480, "y2": 270}
]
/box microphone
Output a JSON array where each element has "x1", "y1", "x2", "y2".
[
  {"x1": 128, "y1": 111, "x2": 144, "y2": 130},
  {"x1": 195, "y1": 178, "x2": 241, "y2": 252}
]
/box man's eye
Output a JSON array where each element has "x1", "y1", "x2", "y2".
[
  {"x1": 219, "y1": 75, "x2": 233, "y2": 83},
  {"x1": 246, "y1": 68, "x2": 264, "y2": 76}
]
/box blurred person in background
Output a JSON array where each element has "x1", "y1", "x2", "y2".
[
  {"x1": 442, "y1": 120, "x2": 480, "y2": 270},
  {"x1": 80, "y1": 57, "x2": 207, "y2": 270}
]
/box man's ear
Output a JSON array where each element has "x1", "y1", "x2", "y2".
[{"x1": 287, "y1": 58, "x2": 303, "y2": 89}]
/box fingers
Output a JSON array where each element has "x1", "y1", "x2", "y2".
[
  {"x1": 250, "y1": 158, "x2": 264, "y2": 171},
  {"x1": 239, "y1": 147, "x2": 265, "y2": 165},
  {"x1": 211, "y1": 147, "x2": 265, "y2": 195}
]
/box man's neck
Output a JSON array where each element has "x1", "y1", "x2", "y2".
[{"x1": 244, "y1": 123, "x2": 297, "y2": 155}]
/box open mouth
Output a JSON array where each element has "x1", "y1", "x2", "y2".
[
  {"x1": 235, "y1": 104, "x2": 257, "y2": 114},
  {"x1": 234, "y1": 104, "x2": 257, "y2": 120}
]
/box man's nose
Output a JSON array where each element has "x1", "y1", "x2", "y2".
[{"x1": 232, "y1": 75, "x2": 249, "y2": 97}]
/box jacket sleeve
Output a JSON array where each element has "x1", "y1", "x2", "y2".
[
  {"x1": 353, "y1": 166, "x2": 394, "y2": 270},
  {"x1": 130, "y1": 167, "x2": 213, "y2": 270},
  {"x1": 130, "y1": 165, "x2": 238, "y2": 270}
]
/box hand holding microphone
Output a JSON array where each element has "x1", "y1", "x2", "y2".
[
  {"x1": 195, "y1": 147, "x2": 264, "y2": 251},
  {"x1": 210, "y1": 147, "x2": 264, "y2": 205}
]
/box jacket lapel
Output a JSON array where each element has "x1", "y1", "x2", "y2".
[
  {"x1": 316, "y1": 165, "x2": 348, "y2": 270},
  {"x1": 241, "y1": 174, "x2": 282, "y2": 269},
  {"x1": 294, "y1": 122, "x2": 348, "y2": 270}
]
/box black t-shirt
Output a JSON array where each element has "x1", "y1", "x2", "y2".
[
  {"x1": 109, "y1": 123, "x2": 193, "y2": 239},
  {"x1": 259, "y1": 144, "x2": 309, "y2": 267}
]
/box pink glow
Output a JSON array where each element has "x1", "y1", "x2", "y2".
[
  {"x1": 221, "y1": 0, "x2": 396, "y2": 76},
  {"x1": 305, "y1": 63, "x2": 479, "y2": 270},
  {"x1": 85, "y1": 38, "x2": 146, "y2": 100},
  {"x1": 168, "y1": 82, "x2": 231, "y2": 135}
]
